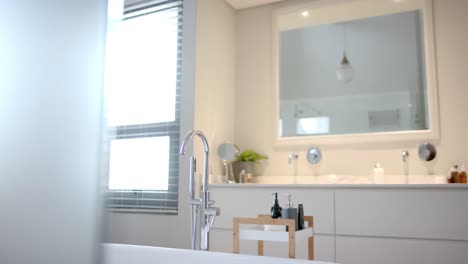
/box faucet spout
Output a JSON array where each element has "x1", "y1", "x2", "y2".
[
  {"x1": 180, "y1": 129, "x2": 210, "y2": 193},
  {"x1": 180, "y1": 129, "x2": 209, "y2": 155}
]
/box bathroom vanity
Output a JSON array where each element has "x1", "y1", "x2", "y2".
[{"x1": 208, "y1": 183, "x2": 468, "y2": 264}]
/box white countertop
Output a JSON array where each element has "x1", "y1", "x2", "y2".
[
  {"x1": 210, "y1": 183, "x2": 468, "y2": 189},
  {"x1": 209, "y1": 174, "x2": 468, "y2": 188}
]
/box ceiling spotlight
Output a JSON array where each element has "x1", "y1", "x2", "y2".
[{"x1": 301, "y1": 11, "x2": 310, "y2": 17}]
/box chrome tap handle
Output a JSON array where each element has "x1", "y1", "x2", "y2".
[{"x1": 205, "y1": 206, "x2": 220, "y2": 230}]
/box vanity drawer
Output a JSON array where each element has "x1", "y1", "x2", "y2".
[
  {"x1": 335, "y1": 189, "x2": 468, "y2": 240},
  {"x1": 210, "y1": 187, "x2": 335, "y2": 234},
  {"x1": 336, "y1": 235, "x2": 468, "y2": 264}
]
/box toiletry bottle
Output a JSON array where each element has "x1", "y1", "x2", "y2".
[
  {"x1": 271, "y1": 193, "x2": 282, "y2": 219},
  {"x1": 297, "y1": 204, "x2": 305, "y2": 230},
  {"x1": 373, "y1": 162, "x2": 385, "y2": 184},
  {"x1": 239, "y1": 170, "x2": 246, "y2": 183},
  {"x1": 448, "y1": 167, "x2": 454, "y2": 183},
  {"x1": 450, "y1": 165, "x2": 459, "y2": 183},
  {"x1": 459, "y1": 165, "x2": 467, "y2": 184},
  {"x1": 280, "y1": 194, "x2": 298, "y2": 231},
  {"x1": 245, "y1": 173, "x2": 252, "y2": 183}
]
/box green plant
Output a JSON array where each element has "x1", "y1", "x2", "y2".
[{"x1": 237, "y1": 149, "x2": 268, "y2": 164}]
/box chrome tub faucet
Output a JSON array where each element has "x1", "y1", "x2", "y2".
[{"x1": 180, "y1": 130, "x2": 220, "y2": 251}]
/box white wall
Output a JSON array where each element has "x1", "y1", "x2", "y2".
[
  {"x1": 235, "y1": 0, "x2": 468, "y2": 177},
  {"x1": 104, "y1": 0, "x2": 237, "y2": 248},
  {"x1": 434, "y1": 0, "x2": 468, "y2": 169},
  {"x1": 192, "y1": 0, "x2": 237, "y2": 178}
]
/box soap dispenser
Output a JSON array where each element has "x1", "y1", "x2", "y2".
[
  {"x1": 239, "y1": 170, "x2": 246, "y2": 183},
  {"x1": 459, "y1": 165, "x2": 467, "y2": 184},
  {"x1": 270, "y1": 193, "x2": 282, "y2": 219},
  {"x1": 373, "y1": 162, "x2": 385, "y2": 184},
  {"x1": 281, "y1": 194, "x2": 298, "y2": 231},
  {"x1": 449, "y1": 165, "x2": 459, "y2": 183}
]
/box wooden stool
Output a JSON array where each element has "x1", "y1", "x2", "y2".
[{"x1": 233, "y1": 214, "x2": 314, "y2": 260}]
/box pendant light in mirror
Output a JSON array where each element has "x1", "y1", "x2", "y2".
[
  {"x1": 336, "y1": 52, "x2": 353, "y2": 83},
  {"x1": 336, "y1": 24, "x2": 354, "y2": 84}
]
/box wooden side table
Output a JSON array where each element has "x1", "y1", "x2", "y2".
[{"x1": 233, "y1": 214, "x2": 314, "y2": 260}]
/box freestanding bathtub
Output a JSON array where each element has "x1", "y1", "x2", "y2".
[{"x1": 102, "y1": 243, "x2": 333, "y2": 264}]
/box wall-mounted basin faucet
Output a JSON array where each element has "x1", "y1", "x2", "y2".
[
  {"x1": 180, "y1": 129, "x2": 220, "y2": 251},
  {"x1": 401, "y1": 150, "x2": 410, "y2": 179},
  {"x1": 402, "y1": 150, "x2": 410, "y2": 162},
  {"x1": 288, "y1": 153, "x2": 299, "y2": 179},
  {"x1": 288, "y1": 153, "x2": 299, "y2": 165}
]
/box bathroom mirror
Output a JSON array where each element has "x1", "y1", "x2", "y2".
[{"x1": 273, "y1": 0, "x2": 439, "y2": 147}]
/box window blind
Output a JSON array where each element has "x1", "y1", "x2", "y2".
[{"x1": 104, "y1": 0, "x2": 183, "y2": 214}]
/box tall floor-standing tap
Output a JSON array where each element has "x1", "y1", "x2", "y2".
[{"x1": 179, "y1": 130, "x2": 220, "y2": 251}]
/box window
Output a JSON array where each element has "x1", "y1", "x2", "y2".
[
  {"x1": 296, "y1": 117, "x2": 330, "y2": 135},
  {"x1": 104, "y1": 0, "x2": 183, "y2": 213}
]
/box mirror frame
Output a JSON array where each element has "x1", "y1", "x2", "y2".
[{"x1": 272, "y1": 0, "x2": 439, "y2": 149}]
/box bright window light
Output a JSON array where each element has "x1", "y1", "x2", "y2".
[
  {"x1": 297, "y1": 117, "x2": 330, "y2": 135},
  {"x1": 105, "y1": 10, "x2": 178, "y2": 126},
  {"x1": 108, "y1": 136, "x2": 170, "y2": 191}
]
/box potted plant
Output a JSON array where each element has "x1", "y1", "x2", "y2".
[{"x1": 232, "y1": 149, "x2": 268, "y2": 182}]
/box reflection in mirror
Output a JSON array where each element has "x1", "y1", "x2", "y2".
[{"x1": 279, "y1": 9, "x2": 429, "y2": 137}]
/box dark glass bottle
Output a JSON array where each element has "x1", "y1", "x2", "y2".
[
  {"x1": 297, "y1": 204, "x2": 305, "y2": 230},
  {"x1": 459, "y1": 165, "x2": 467, "y2": 184},
  {"x1": 270, "y1": 193, "x2": 282, "y2": 219},
  {"x1": 450, "y1": 165, "x2": 459, "y2": 183}
]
